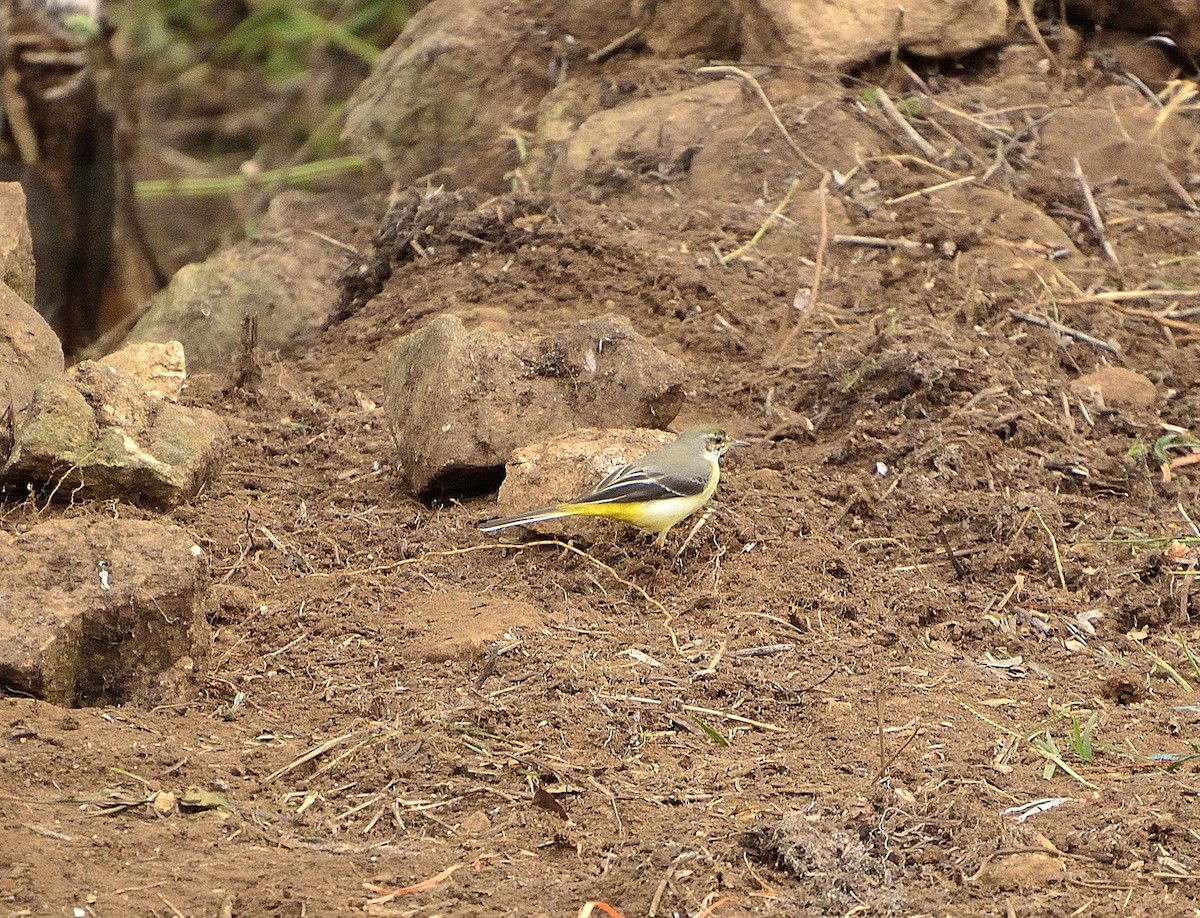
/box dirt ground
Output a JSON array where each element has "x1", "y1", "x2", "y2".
[{"x1": 6, "y1": 34, "x2": 1200, "y2": 918}]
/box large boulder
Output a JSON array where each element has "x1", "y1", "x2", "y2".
[
  {"x1": 384, "y1": 313, "x2": 686, "y2": 496},
  {"x1": 126, "y1": 192, "x2": 354, "y2": 373},
  {"x1": 342, "y1": 0, "x2": 546, "y2": 189},
  {"x1": 0, "y1": 518, "x2": 210, "y2": 707}
]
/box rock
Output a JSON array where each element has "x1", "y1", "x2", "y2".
[
  {"x1": 398, "y1": 589, "x2": 544, "y2": 662},
  {"x1": 545, "y1": 81, "x2": 746, "y2": 192},
  {"x1": 342, "y1": 0, "x2": 545, "y2": 190},
  {"x1": 0, "y1": 280, "x2": 64, "y2": 421},
  {"x1": 495, "y1": 427, "x2": 673, "y2": 541},
  {"x1": 975, "y1": 852, "x2": 1065, "y2": 889},
  {"x1": 553, "y1": 0, "x2": 742, "y2": 59},
  {"x1": 384, "y1": 313, "x2": 686, "y2": 496},
  {"x1": 0, "y1": 182, "x2": 36, "y2": 305},
  {"x1": 743, "y1": 0, "x2": 1009, "y2": 67},
  {"x1": 127, "y1": 193, "x2": 354, "y2": 373},
  {"x1": 1069, "y1": 367, "x2": 1157, "y2": 411},
  {"x1": 99, "y1": 340, "x2": 187, "y2": 402},
  {"x1": 0, "y1": 518, "x2": 210, "y2": 707},
  {"x1": 3, "y1": 361, "x2": 229, "y2": 508}
]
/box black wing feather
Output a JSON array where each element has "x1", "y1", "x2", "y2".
[{"x1": 572, "y1": 468, "x2": 705, "y2": 505}]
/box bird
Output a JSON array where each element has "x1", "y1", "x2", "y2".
[{"x1": 480, "y1": 425, "x2": 744, "y2": 547}]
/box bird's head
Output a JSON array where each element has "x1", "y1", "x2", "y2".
[{"x1": 681, "y1": 425, "x2": 748, "y2": 459}]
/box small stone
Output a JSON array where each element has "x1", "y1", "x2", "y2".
[
  {"x1": 459, "y1": 811, "x2": 492, "y2": 834},
  {"x1": 1069, "y1": 367, "x2": 1156, "y2": 411},
  {"x1": 99, "y1": 341, "x2": 187, "y2": 402},
  {"x1": 976, "y1": 852, "x2": 1064, "y2": 889}
]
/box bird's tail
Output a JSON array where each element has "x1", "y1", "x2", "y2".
[{"x1": 479, "y1": 506, "x2": 572, "y2": 533}]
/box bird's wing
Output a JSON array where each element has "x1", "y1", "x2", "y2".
[{"x1": 572, "y1": 465, "x2": 707, "y2": 505}]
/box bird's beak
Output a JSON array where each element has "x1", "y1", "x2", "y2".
[{"x1": 731, "y1": 439, "x2": 752, "y2": 448}]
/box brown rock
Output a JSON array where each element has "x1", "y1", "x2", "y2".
[
  {"x1": 495, "y1": 427, "x2": 673, "y2": 541},
  {"x1": 99, "y1": 341, "x2": 187, "y2": 402},
  {"x1": 0, "y1": 280, "x2": 64, "y2": 419},
  {"x1": 4, "y1": 362, "x2": 229, "y2": 508},
  {"x1": 384, "y1": 314, "x2": 686, "y2": 496},
  {"x1": 545, "y1": 81, "x2": 745, "y2": 192},
  {"x1": 0, "y1": 518, "x2": 210, "y2": 707},
  {"x1": 976, "y1": 852, "x2": 1065, "y2": 889},
  {"x1": 343, "y1": 0, "x2": 545, "y2": 190},
  {"x1": 1069, "y1": 367, "x2": 1157, "y2": 411},
  {"x1": 127, "y1": 194, "x2": 353, "y2": 373},
  {"x1": 743, "y1": 0, "x2": 1008, "y2": 67},
  {"x1": 0, "y1": 182, "x2": 36, "y2": 305}
]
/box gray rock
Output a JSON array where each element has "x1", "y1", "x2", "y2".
[
  {"x1": 0, "y1": 518, "x2": 210, "y2": 707},
  {"x1": 0, "y1": 279, "x2": 64, "y2": 428},
  {"x1": 385, "y1": 313, "x2": 686, "y2": 495},
  {"x1": 342, "y1": 0, "x2": 545, "y2": 189},
  {"x1": 127, "y1": 195, "x2": 353, "y2": 373},
  {"x1": 3, "y1": 359, "x2": 229, "y2": 508}
]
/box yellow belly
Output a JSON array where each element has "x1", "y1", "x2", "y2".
[{"x1": 563, "y1": 464, "x2": 719, "y2": 540}]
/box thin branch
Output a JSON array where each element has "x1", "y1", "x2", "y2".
[
  {"x1": 875, "y1": 86, "x2": 941, "y2": 160},
  {"x1": 697, "y1": 65, "x2": 823, "y2": 170},
  {"x1": 772, "y1": 172, "x2": 830, "y2": 365},
  {"x1": 1073, "y1": 156, "x2": 1119, "y2": 265},
  {"x1": 1008, "y1": 309, "x2": 1120, "y2": 353}
]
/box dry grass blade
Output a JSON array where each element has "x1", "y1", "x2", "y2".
[
  {"x1": 720, "y1": 177, "x2": 801, "y2": 264},
  {"x1": 364, "y1": 864, "x2": 462, "y2": 905},
  {"x1": 1033, "y1": 509, "x2": 1068, "y2": 590},
  {"x1": 1152, "y1": 80, "x2": 1199, "y2": 137},
  {"x1": 1073, "y1": 157, "x2": 1119, "y2": 265},
  {"x1": 884, "y1": 174, "x2": 976, "y2": 205},
  {"x1": 264, "y1": 730, "x2": 361, "y2": 784},
  {"x1": 874, "y1": 86, "x2": 941, "y2": 160},
  {"x1": 772, "y1": 172, "x2": 830, "y2": 365}
]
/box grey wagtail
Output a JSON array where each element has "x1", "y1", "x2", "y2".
[{"x1": 480, "y1": 425, "x2": 744, "y2": 547}]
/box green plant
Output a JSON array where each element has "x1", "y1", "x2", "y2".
[
  {"x1": 1068, "y1": 713, "x2": 1097, "y2": 764},
  {"x1": 215, "y1": 0, "x2": 410, "y2": 79}
]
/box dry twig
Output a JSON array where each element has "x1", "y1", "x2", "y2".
[
  {"x1": 1008, "y1": 309, "x2": 1119, "y2": 353},
  {"x1": 874, "y1": 86, "x2": 941, "y2": 159},
  {"x1": 697, "y1": 65, "x2": 822, "y2": 170},
  {"x1": 772, "y1": 172, "x2": 830, "y2": 364},
  {"x1": 1073, "y1": 157, "x2": 1119, "y2": 265}
]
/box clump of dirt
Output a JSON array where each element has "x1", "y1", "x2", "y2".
[{"x1": 6, "y1": 26, "x2": 1200, "y2": 918}]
